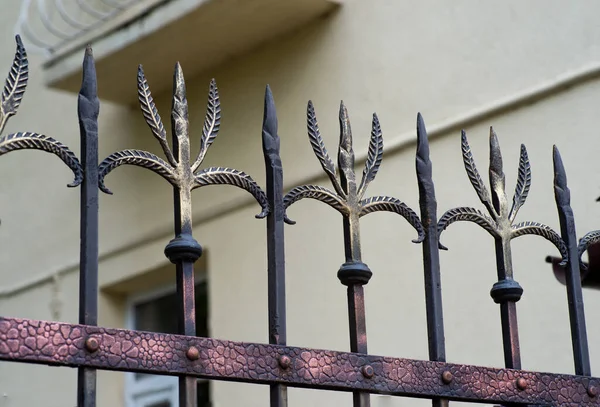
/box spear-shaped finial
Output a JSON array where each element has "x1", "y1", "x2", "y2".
[
  {"x1": 552, "y1": 144, "x2": 592, "y2": 376},
  {"x1": 78, "y1": 45, "x2": 99, "y2": 130},
  {"x1": 262, "y1": 84, "x2": 279, "y2": 157}
]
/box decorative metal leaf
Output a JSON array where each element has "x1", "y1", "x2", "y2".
[
  {"x1": 137, "y1": 65, "x2": 175, "y2": 166},
  {"x1": 194, "y1": 167, "x2": 269, "y2": 219},
  {"x1": 488, "y1": 127, "x2": 507, "y2": 217},
  {"x1": 359, "y1": 196, "x2": 425, "y2": 243},
  {"x1": 306, "y1": 101, "x2": 344, "y2": 197},
  {"x1": 283, "y1": 185, "x2": 348, "y2": 224},
  {"x1": 0, "y1": 132, "x2": 82, "y2": 187},
  {"x1": 511, "y1": 221, "x2": 568, "y2": 265},
  {"x1": 98, "y1": 149, "x2": 176, "y2": 194},
  {"x1": 578, "y1": 230, "x2": 600, "y2": 267},
  {"x1": 193, "y1": 79, "x2": 221, "y2": 171},
  {"x1": 509, "y1": 144, "x2": 531, "y2": 222},
  {"x1": 337, "y1": 101, "x2": 356, "y2": 196},
  {"x1": 357, "y1": 113, "x2": 383, "y2": 198},
  {"x1": 437, "y1": 207, "x2": 498, "y2": 250},
  {"x1": 461, "y1": 130, "x2": 494, "y2": 216},
  {"x1": 0, "y1": 35, "x2": 28, "y2": 134}
]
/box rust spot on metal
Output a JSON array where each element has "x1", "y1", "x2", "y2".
[
  {"x1": 84, "y1": 337, "x2": 99, "y2": 353},
  {"x1": 186, "y1": 346, "x2": 199, "y2": 361},
  {"x1": 278, "y1": 355, "x2": 291, "y2": 369},
  {"x1": 516, "y1": 378, "x2": 527, "y2": 391},
  {"x1": 361, "y1": 365, "x2": 374, "y2": 379},
  {"x1": 441, "y1": 370, "x2": 453, "y2": 384}
]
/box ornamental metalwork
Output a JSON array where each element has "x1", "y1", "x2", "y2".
[{"x1": 0, "y1": 34, "x2": 598, "y2": 407}]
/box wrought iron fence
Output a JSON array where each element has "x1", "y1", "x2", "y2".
[{"x1": 0, "y1": 34, "x2": 599, "y2": 407}]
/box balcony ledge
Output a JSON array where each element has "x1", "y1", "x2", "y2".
[{"x1": 42, "y1": 0, "x2": 339, "y2": 104}]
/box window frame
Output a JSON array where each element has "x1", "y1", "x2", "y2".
[{"x1": 124, "y1": 276, "x2": 209, "y2": 407}]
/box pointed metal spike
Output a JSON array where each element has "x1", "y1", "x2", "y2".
[
  {"x1": 173, "y1": 62, "x2": 186, "y2": 97},
  {"x1": 78, "y1": 45, "x2": 98, "y2": 113},
  {"x1": 416, "y1": 113, "x2": 430, "y2": 161},
  {"x1": 489, "y1": 127, "x2": 503, "y2": 171},
  {"x1": 553, "y1": 145, "x2": 569, "y2": 205},
  {"x1": 262, "y1": 84, "x2": 279, "y2": 156},
  {"x1": 488, "y1": 126, "x2": 506, "y2": 215},
  {"x1": 338, "y1": 100, "x2": 352, "y2": 148}
]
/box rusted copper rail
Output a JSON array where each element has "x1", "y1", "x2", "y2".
[
  {"x1": 0, "y1": 318, "x2": 600, "y2": 407},
  {"x1": 0, "y1": 317, "x2": 599, "y2": 406}
]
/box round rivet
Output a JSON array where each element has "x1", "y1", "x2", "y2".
[
  {"x1": 186, "y1": 346, "x2": 199, "y2": 361},
  {"x1": 588, "y1": 385, "x2": 598, "y2": 398},
  {"x1": 279, "y1": 355, "x2": 291, "y2": 369},
  {"x1": 516, "y1": 378, "x2": 528, "y2": 391},
  {"x1": 441, "y1": 370, "x2": 453, "y2": 384},
  {"x1": 362, "y1": 365, "x2": 374, "y2": 379},
  {"x1": 85, "y1": 337, "x2": 99, "y2": 353}
]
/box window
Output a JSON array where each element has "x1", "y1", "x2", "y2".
[{"x1": 126, "y1": 280, "x2": 211, "y2": 407}]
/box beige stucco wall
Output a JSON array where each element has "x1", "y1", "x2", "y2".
[{"x1": 1, "y1": 1, "x2": 600, "y2": 406}]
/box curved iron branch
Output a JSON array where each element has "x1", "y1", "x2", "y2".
[
  {"x1": 461, "y1": 131, "x2": 495, "y2": 217},
  {"x1": 98, "y1": 149, "x2": 176, "y2": 194},
  {"x1": 437, "y1": 207, "x2": 498, "y2": 250},
  {"x1": 0, "y1": 35, "x2": 28, "y2": 134},
  {"x1": 137, "y1": 65, "x2": 175, "y2": 166},
  {"x1": 359, "y1": 196, "x2": 424, "y2": 243},
  {"x1": 0, "y1": 132, "x2": 82, "y2": 187},
  {"x1": 578, "y1": 230, "x2": 600, "y2": 269},
  {"x1": 509, "y1": 144, "x2": 531, "y2": 222},
  {"x1": 283, "y1": 185, "x2": 348, "y2": 224},
  {"x1": 306, "y1": 101, "x2": 344, "y2": 198},
  {"x1": 193, "y1": 167, "x2": 269, "y2": 219},
  {"x1": 192, "y1": 79, "x2": 221, "y2": 172},
  {"x1": 357, "y1": 113, "x2": 383, "y2": 198},
  {"x1": 511, "y1": 221, "x2": 568, "y2": 265}
]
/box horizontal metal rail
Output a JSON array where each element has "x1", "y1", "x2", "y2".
[{"x1": 0, "y1": 317, "x2": 598, "y2": 406}]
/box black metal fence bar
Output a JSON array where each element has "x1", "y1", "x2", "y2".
[
  {"x1": 0, "y1": 317, "x2": 598, "y2": 406},
  {"x1": 77, "y1": 46, "x2": 100, "y2": 407},
  {"x1": 553, "y1": 147, "x2": 592, "y2": 376},
  {"x1": 415, "y1": 114, "x2": 447, "y2": 407},
  {"x1": 262, "y1": 86, "x2": 289, "y2": 407}
]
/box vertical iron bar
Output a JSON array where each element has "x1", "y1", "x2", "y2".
[
  {"x1": 164, "y1": 64, "x2": 202, "y2": 407},
  {"x1": 493, "y1": 237, "x2": 522, "y2": 370},
  {"x1": 552, "y1": 146, "x2": 591, "y2": 376},
  {"x1": 415, "y1": 114, "x2": 447, "y2": 407},
  {"x1": 337, "y1": 104, "x2": 370, "y2": 407},
  {"x1": 262, "y1": 85, "x2": 288, "y2": 407},
  {"x1": 77, "y1": 46, "x2": 99, "y2": 407}
]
